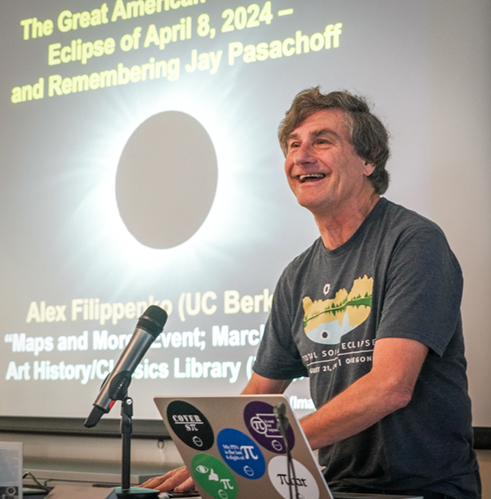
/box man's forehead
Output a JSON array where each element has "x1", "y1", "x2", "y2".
[{"x1": 288, "y1": 108, "x2": 349, "y2": 140}]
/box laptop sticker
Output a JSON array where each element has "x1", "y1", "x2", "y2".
[
  {"x1": 217, "y1": 428, "x2": 266, "y2": 479},
  {"x1": 244, "y1": 401, "x2": 295, "y2": 454},
  {"x1": 191, "y1": 453, "x2": 239, "y2": 499},
  {"x1": 268, "y1": 456, "x2": 319, "y2": 499},
  {"x1": 167, "y1": 400, "x2": 214, "y2": 450}
]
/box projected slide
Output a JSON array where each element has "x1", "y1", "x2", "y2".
[{"x1": 0, "y1": 0, "x2": 430, "y2": 419}]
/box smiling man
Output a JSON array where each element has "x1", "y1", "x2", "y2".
[
  {"x1": 142, "y1": 88, "x2": 480, "y2": 498},
  {"x1": 243, "y1": 88, "x2": 481, "y2": 498}
]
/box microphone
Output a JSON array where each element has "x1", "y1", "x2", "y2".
[
  {"x1": 274, "y1": 402, "x2": 289, "y2": 433},
  {"x1": 84, "y1": 305, "x2": 168, "y2": 428}
]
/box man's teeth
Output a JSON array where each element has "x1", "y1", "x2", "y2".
[{"x1": 299, "y1": 173, "x2": 326, "y2": 182}]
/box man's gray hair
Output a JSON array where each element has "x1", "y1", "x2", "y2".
[{"x1": 278, "y1": 87, "x2": 390, "y2": 195}]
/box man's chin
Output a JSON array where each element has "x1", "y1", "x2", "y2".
[{"x1": 295, "y1": 193, "x2": 328, "y2": 209}]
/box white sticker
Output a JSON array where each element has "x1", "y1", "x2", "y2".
[{"x1": 268, "y1": 456, "x2": 319, "y2": 499}]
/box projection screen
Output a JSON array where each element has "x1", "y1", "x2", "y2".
[{"x1": 1, "y1": 0, "x2": 489, "y2": 430}]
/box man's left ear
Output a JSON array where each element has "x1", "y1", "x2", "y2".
[{"x1": 363, "y1": 161, "x2": 376, "y2": 176}]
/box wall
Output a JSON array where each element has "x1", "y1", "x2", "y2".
[
  {"x1": 1, "y1": 0, "x2": 490, "y2": 496},
  {"x1": 429, "y1": 0, "x2": 491, "y2": 428},
  {"x1": 480, "y1": 451, "x2": 491, "y2": 498}
]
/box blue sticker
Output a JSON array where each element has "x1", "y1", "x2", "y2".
[{"x1": 217, "y1": 428, "x2": 266, "y2": 479}]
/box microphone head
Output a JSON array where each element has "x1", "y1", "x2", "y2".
[
  {"x1": 137, "y1": 305, "x2": 168, "y2": 337},
  {"x1": 84, "y1": 405, "x2": 106, "y2": 428},
  {"x1": 274, "y1": 402, "x2": 286, "y2": 418}
]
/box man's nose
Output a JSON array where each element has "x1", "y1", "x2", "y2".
[{"x1": 293, "y1": 142, "x2": 315, "y2": 165}]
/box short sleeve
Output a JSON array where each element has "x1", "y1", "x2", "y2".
[
  {"x1": 376, "y1": 225, "x2": 463, "y2": 356},
  {"x1": 253, "y1": 271, "x2": 308, "y2": 379}
]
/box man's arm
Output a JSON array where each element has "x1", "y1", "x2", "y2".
[
  {"x1": 242, "y1": 372, "x2": 292, "y2": 395},
  {"x1": 141, "y1": 338, "x2": 426, "y2": 491},
  {"x1": 301, "y1": 336, "x2": 428, "y2": 450}
]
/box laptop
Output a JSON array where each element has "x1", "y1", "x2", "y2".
[
  {"x1": 154, "y1": 395, "x2": 421, "y2": 499},
  {"x1": 0, "y1": 441, "x2": 23, "y2": 499}
]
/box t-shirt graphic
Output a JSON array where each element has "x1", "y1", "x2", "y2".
[{"x1": 302, "y1": 275, "x2": 373, "y2": 345}]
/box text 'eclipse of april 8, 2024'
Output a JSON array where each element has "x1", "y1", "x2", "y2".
[{"x1": 12, "y1": 1, "x2": 343, "y2": 102}]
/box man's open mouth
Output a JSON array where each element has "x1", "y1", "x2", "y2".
[{"x1": 298, "y1": 173, "x2": 326, "y2": 183}]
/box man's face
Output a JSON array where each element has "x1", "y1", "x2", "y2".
[{"x1": 284, "y1": 109, "x2": 376, "y2": 217}]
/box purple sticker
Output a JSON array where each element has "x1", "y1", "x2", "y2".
[{"x1": 244, "y1": 401, "x2": 295, "y2": 454}]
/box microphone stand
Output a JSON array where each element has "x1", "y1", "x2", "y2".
[
  {"x1": 114, "y1": 393, "x2": 159, "y2": 499},
  {"x1": 83, "y1": 307, "x2": 169, "y2": 498},
  {"x1": 275, "y1": 404, "x2": 300, "y2": 499}
]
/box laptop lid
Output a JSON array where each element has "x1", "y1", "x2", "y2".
[
  {"x1": 154, "y1": 394, "x2": 334, "y2": 499},
  {"x1": 0, "y1": 441, "x2": 22, "y2": 499}
]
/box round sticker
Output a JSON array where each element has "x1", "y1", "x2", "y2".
[
  {"x1": 217, "y1": 428, "x2": 266, "y2": 479},
  {"x1": 268, "y1": 456, "x2": 319, "y2": 499},
  {"x1": 244, "y1": 401, "x2": 295, "y2": 454},
  {"x1": 166, "y1": 400, "x2": 214, "y2": 450},
  {"x1": 192, "y1": 454, "x2": 239, "y2": 499}
]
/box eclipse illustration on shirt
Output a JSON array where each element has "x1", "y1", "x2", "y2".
[{"x1": 302, "y1": 275, "x2": 373, "y2": 345}]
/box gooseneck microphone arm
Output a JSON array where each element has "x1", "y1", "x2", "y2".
[
  {"x1": 274, "y1": 402, "x2": 300, "y2": 499},
  {"x1": 84, "y1": 305, "x2": 168, "y2": 428}
]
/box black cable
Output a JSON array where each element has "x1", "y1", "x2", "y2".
[{"x1": 274, "y1": 403, "x2": 300, "y2": 499}]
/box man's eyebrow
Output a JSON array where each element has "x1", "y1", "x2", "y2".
[
  {"x1": 287, "y1": 127, "x2": 341, "y2": 143},
  {"x1": 287, "y1": 131, "x2": 300, "y2": 143},
  {"x1": 311, "y1": 128, "x2": 341, "y2": 140}
]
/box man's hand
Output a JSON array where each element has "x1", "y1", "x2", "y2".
[{"x1": 140, "y1": 466, "x2": 195, "y2": 493}]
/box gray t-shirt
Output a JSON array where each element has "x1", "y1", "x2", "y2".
[{"x1": 253, "y1": 198, "x2": 479, "y2": 498}]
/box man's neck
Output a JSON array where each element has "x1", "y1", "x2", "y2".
[{"x1": 314, "y1": 192, "x2": 381, "y2": 250}]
